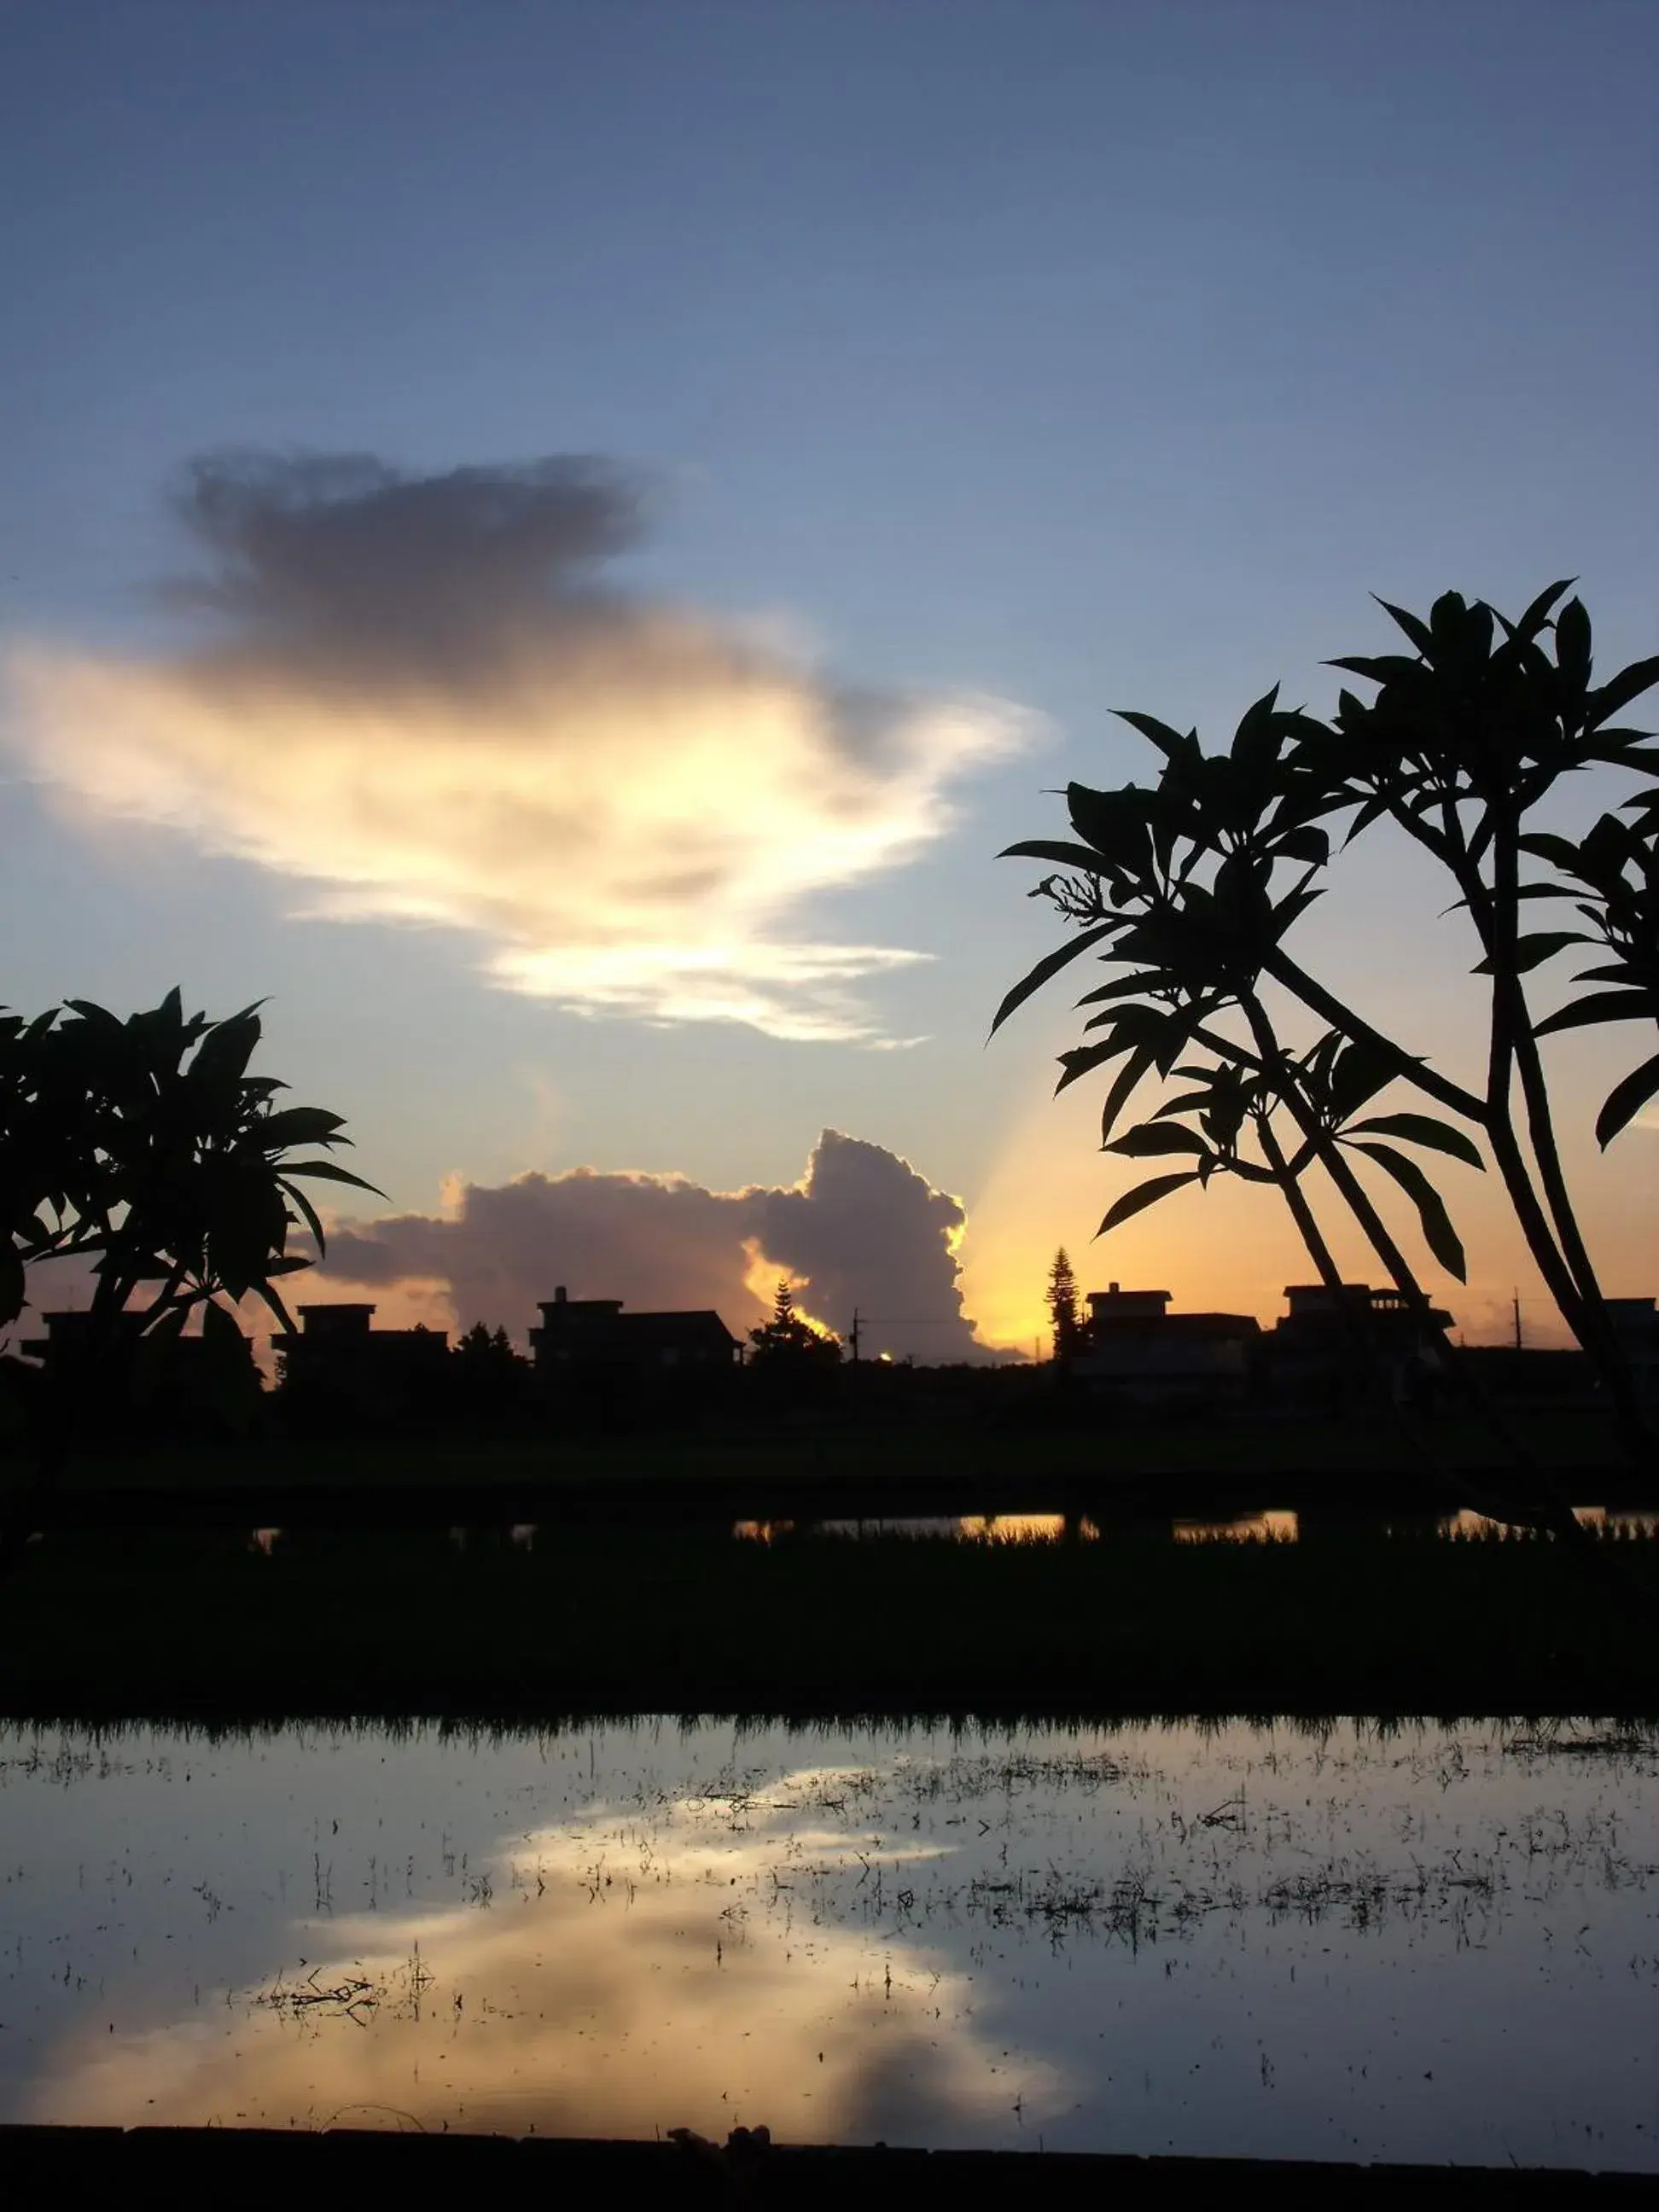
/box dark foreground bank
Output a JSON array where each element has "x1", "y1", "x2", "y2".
[
  {"x1": 3, "y1": 1520, "x2": 1655, "y2": 1721},
  {"x1": 2, "y1": 2127, "x2": 1650, "y2": 2203},
  {"x1": 15, "y1": 1404, "x2": 1641, "y2": 1514}
]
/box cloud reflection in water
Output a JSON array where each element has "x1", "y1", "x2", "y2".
[{"x1": 36, "y1": 1762, "x2": 1063, "y2": 2142}]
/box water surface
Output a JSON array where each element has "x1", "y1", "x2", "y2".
[
  {"x1": 1, "y1": 1718, "x2": 1652, "y2": 2166},
  {"x1": 729, "y1": 1508, "x2": 1656, "y2": 1544}
]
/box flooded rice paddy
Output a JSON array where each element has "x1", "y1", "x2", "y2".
[{"x1": 0, "y1": 1718, "x2": 1653, "y2": 2167}]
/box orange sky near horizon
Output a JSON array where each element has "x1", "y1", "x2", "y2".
[
  {"x1": 309, "y1": 1053, "x2": 1650, "y2": 1360},
  {"x1": 958, "y1": 1026, "x2": 1656, "y2": 1359}
]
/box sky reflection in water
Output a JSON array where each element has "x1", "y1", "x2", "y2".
[{"x1": 0, "y1": 1719, "x2": 1653, "y2": 2167}]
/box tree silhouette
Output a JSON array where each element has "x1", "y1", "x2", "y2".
[
  {"x1": 1, "y1": 989, "x2": 378, "y2": 1567},
  {"x1": 994, "y1": 584, "x2": 1657, "y2": 1496},
  {"x1": 1046, "y1": 1248, "x2": 1080, "y2": 1359},
  {"x1": 1524, "y1": 800, "x2": 1659, "y2": 1144},
  {"x1": 455, "y1": 1319, "x2": 519, "y2": 1374},
  {"x1": 747, "y1": 1279, "x2": 841, "y2": 1368},
  {"x1": 447, "y1": 1320, "x2": 524, "y2": 1424}
]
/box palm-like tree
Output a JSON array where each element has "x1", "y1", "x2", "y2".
[
  {"x1": 994, "y1": 585, "x2": 1658, "y2": 1487},
  {"x1": 2, "y1": 989, "x2": 378, "y2": 1568}
]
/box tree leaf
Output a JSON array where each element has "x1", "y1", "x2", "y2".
[
  {"x1": 1055, "y1": 1039, "x2": 1132, "y2": 1095},
  {"x1": 1327, "y1": 1037, "x2": 1396, "y2": 1118},
  {"x1": 1113, "y1": 710, "x2": 1193, "y2": 762},
  {"x1": 1349, "y1": 1141, "x2": 1467, "y2": 1280},
  {"x1": 990, "y1": 923, "x2": 1121, "y2": 1035},
  {"x1": 1082, "y1": 998, "x2": 1180, "y2": 1044},
  {"x1": 139, "y1": 1300, "x2": 190, "y2": 1347},
  {"x1": 1100, "y1": 1042, "x2": 1159, "y2": 1144},
  {"x1": 1533, "y1": 989, "x2": 1655, "y2": 1039},
  {"x1": 277, "y1": 1173, "x2": 329, "y2": 1256},
  {"x1": 1274, "y1": 824, "x2": 1330, "y2": 865},
  {"x1": 275, "y1": 1159, "x2": 386, "y2": 1197},
  {"x1": 1595, "y1": 1051, "x2": 1659, "y2": 1148},
  {"x1": 1068, "y1": 784, "x2": 1152, "y2": 867},
  {"x1": 1270, "y1": 882, "x2": 1325, "y2": 939},
  {"x1": 1104, "y1": 1122, "x2": 1211, "y2": 1158},
  {"x1": 998, "y1": 840, "x2": 1116, "y2": 873},
  {"x1": 253, "y1": 1105, "x2": 350, "y2": 1150},
  {"x1": 1503, "y1": 579, "x2": 1576, "y2": 644},
  {"x1": 1076, "y1": 975, "x2": 1160, "y2": 1010},
  {"x1": 1152, "y1": 1087, "x2": 1227, "y2": 1122},
  {"x1": 1096, "y1": 1171, "x2": 1202, "y2": 1237},
  {"x1": 1344, "y1": 1113, "x2": 1485, "y2": 1168},
  {"x1": 1231, "y1": 684, "x2": 1284, "y2": 773},
  {"x1": 1373, "y1": 597, "x2": 1436, "y2": 659},
  {"x1": 201, "y1": 1295, "x2": 242, "y2": 1342},
  {"x1": 187, "y1": 1005, "x2": 265, "y2": 1087},
  {"x1": 1341, "y1": 792, "x2": 1394, "y2": 847},
  {"x1": 1471, "y1": 932, "x2": 1587, "y2": 975},
  {"x1": 1583, "y1": 654, "x2": 1659, "y2": 731},
  {"x1": 249, "y1": 1275, "x2": 299, "y2": 1335},
  {"x1": 1326, "y1": 652, "x2": 1425, "y2": 687},
  {"x1": 1516, "y1": 832, "x2": 1583, "y2": 872},
  {"x1": 1553, "y1": 596, "x2": 1592, "y2": 694}
]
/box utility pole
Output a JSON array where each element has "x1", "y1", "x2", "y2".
[
  {"x1": 1512, "y1": 1290, "x2": 1522, "y2": 1352},
  {"x1": 849, "y1": 1307, "x2": 861, "y2": 1363}
]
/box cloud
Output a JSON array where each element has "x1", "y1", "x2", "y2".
[
  {"x1": 4, "y1": 451, "x2": 1030, "y2": 1040},
  {"x1": 41, "y1": 1759, "x2": 1048, "y2": 2142},
  {"x1": 318, "y1": 1129, "x2": 986, "y2": 1360}
]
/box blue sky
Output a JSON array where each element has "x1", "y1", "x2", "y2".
[{"x1": 2, "y1": 1, "x2": 1655, "y2": 1349}]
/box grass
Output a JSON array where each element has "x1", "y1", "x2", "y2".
[{"x1": 1, "y1": 1517, "x2": 1654, "y2": 1724}]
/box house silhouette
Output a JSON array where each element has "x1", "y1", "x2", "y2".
[
  {"x1": 529, "y1": 1286, "x2": 740, "y2": 1378},
  {"x1": 1267, "y1": 1284, "x2": 1453, "y2": 1405},
  {"x1": 271, "y1": 1302, "x2": 449, "y2": 1422},
  {"x1": 1068, "y1": 1283, "x2": 1260, "y2": 1406}
]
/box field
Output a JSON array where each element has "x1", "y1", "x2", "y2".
[
  {"x1": 9, "y1": 1402, "x2": 1640, "y2": 1525},
  {"x1": 2, "y1": 1516, "x2": 1654, "y2": 1724}
]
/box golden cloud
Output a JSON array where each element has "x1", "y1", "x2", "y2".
[{"x1": 4, "y1": 453, "x2": 1031, "y2": 1041}]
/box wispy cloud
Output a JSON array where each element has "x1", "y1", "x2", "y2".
[{"x1": 5, "y1": 451, "x2": 1030, "y2": 1039}]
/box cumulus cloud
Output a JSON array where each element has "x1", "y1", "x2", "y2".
[
  {"x1": 318, "y1": 1129, "x2": 985, "y2": 1361},
  {"x1": 5, "y1": 451, "x2": 1029, "y2": 1039}
]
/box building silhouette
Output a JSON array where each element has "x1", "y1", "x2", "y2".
[
  {"x1": 19, "y1": 1307, "x2": 259, "y2": 1433},
  {"x1": 1068, "y1": 1284, "x2": 1260, "y2": 1406},
  {"x1": 1266, "y1": 1284, "x2": 1453, "y2": 1406},
  {"x1": 1065, "y1": 1280, "x2": 1467, "y2": 1411},
  {"x1": 271, "y1": 1302, "x2": 449, "y2": 1423},
  {"x1": 529, "y1": 1286, "x2": 741, "y2": 1381},
  {"x1": 1606, "y1": 1296, "x2": 1659, "y2": 1399}
]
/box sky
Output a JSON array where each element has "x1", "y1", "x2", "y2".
[{"x1": 1, "y1": 0, "x2": 1655, "y2": 1356}]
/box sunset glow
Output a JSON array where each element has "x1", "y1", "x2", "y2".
[{"x1": 0, "y1": 2, "x2": 1651, "y2": 1353}]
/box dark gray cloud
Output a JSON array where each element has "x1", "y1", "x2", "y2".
[
  {"x1": 163, "y1": 450, "x2": 649, "y2": 683},
  {"x1": 319, "y1": 1130, "x2": 985, "y2": 1361}
]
